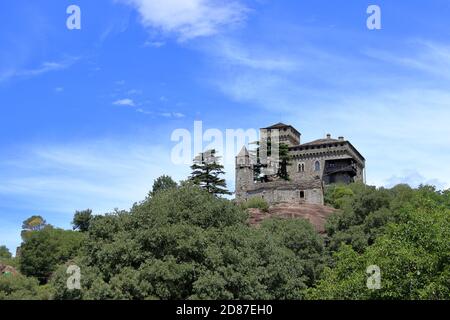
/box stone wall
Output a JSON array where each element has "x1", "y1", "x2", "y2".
[{"x1": 243, "y1": 180, "x2": 324, "y2": 205}]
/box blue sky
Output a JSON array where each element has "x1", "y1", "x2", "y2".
[{"x1": 1, "y1": 0, "x2": 450, "y2": 253}]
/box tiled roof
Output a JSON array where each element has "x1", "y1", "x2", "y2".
[{"x1": 300, "y1": 138, "x2": 342, "y2": 146}]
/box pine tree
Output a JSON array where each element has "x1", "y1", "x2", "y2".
[
  {"x1": 189, "y1": 149, "x2": 231, "y2": 196},
  {"x1": 253, "y1": 140, "x2": 292, "y2": 181},
  {"x1": 277, "y1": 143, "x2": 292, "y2": 181}
]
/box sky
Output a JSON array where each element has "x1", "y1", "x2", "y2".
[{"x1": 1, "y1": 0, "x2": 450, "y2": 253}]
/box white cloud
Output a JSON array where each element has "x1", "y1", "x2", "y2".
[
  {"x1": 0, "y1": 57, "x2": 79, "y2": 83},
  {"x1": 143, "y1": 40, "x2": 166, "y2": 48},
  {"x1": 119, "y1": 0, "x2": 248, "y2": 41},
  {"x1": 0, "y1": 140, "x2": 190, "y2": 214},
  {"x1": 364, "y1": 40, "x2": 450, "y2": 79},
  {"x1": 205, "y1": 38, "x2": 450, "y2": 190},
  {"x1": 0, "y1": 139, "x2": 191, "y2": 253},
  {"x1": 384, "y1": 170, "x2": 447, "y2": 190},
  {"x1": 210, "y1": 40, "x2": 300, "y2": 72},
  {"x1": 113, "y1": 98, "x2": 136, "y2": 106}
]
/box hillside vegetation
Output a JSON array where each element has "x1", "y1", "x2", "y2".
[{"x1": 0, "y1": 180, "x2": 449, "y2": 300}]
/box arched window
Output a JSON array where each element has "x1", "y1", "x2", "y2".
[
  {"x1": 298, "y1": 163, "x2": 305, "y2": 172},
  {"x1": 314, "y1": 161, "x2": 321, "y2": 172}
]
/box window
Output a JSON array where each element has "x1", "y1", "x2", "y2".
[
  {"x1": 298, "y1": 163, "x2": 305, "y2": 172},
  {"x1": 315, "y1": 161, "x2": 321, "y2": 172},
  {"x1": 300, "y1": 191, "x2": 305, "y2": 199}
]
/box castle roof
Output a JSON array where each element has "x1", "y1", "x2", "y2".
[
  {"x1": 262, "y1": 123, "x2": 301, "y2": 136},
  {"x1": 237, "y1": 146, "x2": 249, "y2": 157},
  {"x1": 290, "y1": 138, "x2": 366, "y2": 162},
  {"x1": 300, "y1": 138, "x2": 342, "y2": 146}
]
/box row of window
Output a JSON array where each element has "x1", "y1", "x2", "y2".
[{"x1": 298, "y1": 161, "x2": 321, "y2": 172}]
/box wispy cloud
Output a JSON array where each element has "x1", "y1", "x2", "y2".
[
  {"x1": 118, "y1": 0, "x2": 248, "y2": 41},
  {"x1": 0, "y1": 57, "x2": 79, "y2": 83},
  {"x1": 0, "y1": 140, "x2": 190, "y2": 213},
  {"x1": 113, "y1": 98, "x2": 136, "y2": 106},
  {"x1": 385, "y1": 170, "x2": 447, "y2": 190},
  {"x1": 364, "y1": 40, "x2": 450, "y2": 79},
  {"x1": 0, "y1": 139, "x2": 191, "y2": 252},
  {"x1": 204, "y1": 37, "x2": 450, "y2": 190}
]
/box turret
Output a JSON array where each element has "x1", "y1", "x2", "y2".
[{"x1": 235, "y1": 146, "x2": 254, "y2": 200}]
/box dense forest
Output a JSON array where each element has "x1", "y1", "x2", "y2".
[{"x1": 1, "y1": 173, "x2": 449, "y2": 300}]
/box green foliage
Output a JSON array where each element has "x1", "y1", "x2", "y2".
[
  {"x1": 149, "y1": 175, "x2": 178, "y2": 198},
  {"x1": 308, "y1": 203, "x2": 450, "y2": 300},
  {"x1": 19, "y1": 226, "x2": 85, "y2": 284},
  {"x1": 324, "y1": 183, "x2": 409, "y2": 253},
  {"x1": 240, "y1": 197, "x2": 270, "y2": 212},
  {"x1": 0, "y1": 273, "x2": 52, "y2": 300},
  {"x1": 0, "y1": 246, "x2": 12, "y2": 259},
  {"x1": 50, "y1": 184, "x2": 324, "y2": 300},
  {"x1": 72, "y1": 209, "x2": 93, "y2": 232},
  {"x1": 5, "y1": 181, "x2": 448, "y2": 300},
  {"x1": 252, "y1": 142, "x2": 292, "y2": 181},
  {"x1": 22, "y1": 215, "x2": 47, "y2": 232},
  {"x1": 21, "y1": 215, "x2": 48, "y2": 240},
  {"x1": 277, "y1": 143, "x2": 292, "y2": 181},
  {"x1": 190, "y1": 150, "x2": 231, "y2": 196}
]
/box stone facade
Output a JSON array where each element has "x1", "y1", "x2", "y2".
[{"x1": 236, "y1": 123, "x2": 366, "y2": 205}]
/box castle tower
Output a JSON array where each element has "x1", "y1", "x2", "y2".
[{"x1": 235, "y1": 146, "x2": 253, "y2": 200}]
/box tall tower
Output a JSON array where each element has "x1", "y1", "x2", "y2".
[{"x1": 235, "y1": 146, "x2": 253, "y2": 200}]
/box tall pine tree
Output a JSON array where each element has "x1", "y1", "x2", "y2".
[{"x1": 189, "y1": 149, "x2": 231, "y2": 196}]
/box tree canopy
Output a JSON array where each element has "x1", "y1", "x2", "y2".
[
  {"x1": 1, "y1": 179, "x2": 449, "y2": 300},
  {"x1": 72, "y1": 209, "x2": 93, "y2": 232},
  {"x1": 0, "y1": 246, "x2": 12, "y2": 259},
  {"x1": 189, "y1": 150, "x2": 231, "y2": 196}
]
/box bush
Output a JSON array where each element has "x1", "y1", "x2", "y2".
[{"x1": 241, "y1": 197, "x2": 270, "y2": 212}]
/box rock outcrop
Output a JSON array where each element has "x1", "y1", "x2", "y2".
[
  {"x1": 0, "y1": 263, "x2": 19, "y2": 276},
  {"x1": 248, "y1": 202, "x2": 337, "y2": 233}
]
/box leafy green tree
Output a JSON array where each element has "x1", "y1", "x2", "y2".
[
  {"x1": 308, "y1": 190, "x2": 450, "y2": 300},
  {"x1": 21, "y1": 216, "x2": 48, "y2": 241},
  {"x1": 0, "y1": 246, "x2": 12, "y2": 259},
  {"x1": 51, "y1": 184, "x2": 324, "y2": 300},
  {"x1": 0, "y1": 273, "x2": 52, "y2": 300},
  {"x1": 19, "y1": 226, "x2": 84, "y2": 284},
  {"x1": 189, "y1": 150, "x2": 231, "y2": 196},
  {"x1": 72, "y1": 209, "x2": 93, "y2": 232},
  {"x1": 149, "y1": 175, "x2": 178, "y2": 198}
]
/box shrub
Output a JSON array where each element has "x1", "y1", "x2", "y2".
[{"x1": 241, "y1": 197, "x2": 270, "y2": 212}]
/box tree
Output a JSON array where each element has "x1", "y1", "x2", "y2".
[
  {"x1": 19, "y1": 226, "x2": 84, "y2": 284},
  {"x1": 277, "y1": 143, "x2": 292, "y2": 181},
  {"x1": 0, "y1": 246, "x2": 12, "y2": 259},
  {"x1": 189, "y1": 149, "x2": 231, "y2": 196},
  {"x1": 307, "y1": 203, "x2": 450, "y2": 300},
  {"x1": 22, "y1": 216, "x2": 47, "y2": 232},
  {"x1": 149, "y1": 175, "x2": 177, "y2": 198},
  {"x1": 252, "y1": 141, "x2": 292, "y2": 181},
  {"x1": 0, "y1": 273, "x2": 52, "y2": 300},
  {"x1": 72, "y1": 209, "x2": 93, "y2": 232},
  {"x1": 50, "y1": 184, "x2": 325, "y2": 300}
]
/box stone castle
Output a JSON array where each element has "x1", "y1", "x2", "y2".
[{"x1": 235, "y1": 123, "x2": 366, "y2": 205}]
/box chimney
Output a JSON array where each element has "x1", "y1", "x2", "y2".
[
  {"x1": 326, "y1": 133, "x2": 331, "y2": 139},
  {"x1": 338, "y1": 136, "x2": 344, "y2": 141}
]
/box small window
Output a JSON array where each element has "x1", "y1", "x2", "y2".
[
  {"x1": 315, "y1": 161, "x2": 321, "y2": 172},
  {"x1": 300, "y1": 191, "x2": 305, "y2": 199},
  {"x1": 298, "y1": 163, "x2": 305, "y2": 172}
]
